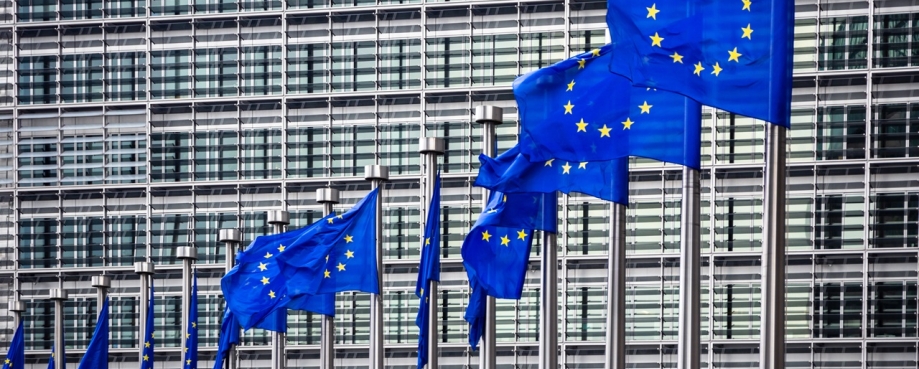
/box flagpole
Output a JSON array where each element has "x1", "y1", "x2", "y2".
[
  {"x1": 135, "y1": 261, "x2": 155, "y2": 364},
  {"x1": 218, "y1": 228, "x2": 243, "y2": 369},
  {"x1": 474, "y1": 105, "x2": 502, "y2": 369},
  {"x1": 49, "y1": 288, "x2": 67, "y2": 369},
  {"x1": 760, "y1": 124, "x2": 786, "y2": 369},
  {"x1": 605, "y1": 204, "x2": 626, "y2": 369},
  {"x1": 678, "y1": 168, "x2": 701, "y2": 369},
  {"x1": 539, "y1": 227, "x2": 558, "y2": 369},
  {"x1": 178, "y1": 246, "x2": 197, "y2": 352},
  {"x1": 316, "y1": 188, "x2": 340, "y2": 369},
  {"x1": 267, "y1": 210, "x2": 291, "y2": 369},
  {"x1": 364, "y1": 164, "x2": 389, "y2": 369},
  {"x1": 419, "y1": 137, "x2": 444, "y2": 369}
]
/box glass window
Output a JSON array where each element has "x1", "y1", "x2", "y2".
[
  {"x1": 817, "y1": 105, "x2": 866, "y2": 160},
  {"x1": 18, "y1": 55, "x2": 59, "y2": 105},
  {"x1": 241, "y1": 46, "x2": 282, "y2": 96},
  {"x1": 151, "y1": 50, "x2": 192, "y2": 99},
  {"x1": 819, "y1": 16, "x2": 868, "y2": 71},
  {"x1": 106, "y1": 52, "x2": 146, "y2": 101}
]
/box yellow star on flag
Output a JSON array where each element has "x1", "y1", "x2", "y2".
[
  {"x1": 693, "y1": 62, "x2": 705, "y2": 76},
  {"x1": 742, "y1": 0, "x2": 751, "y2": 11},
  {"x1": 576, "y1": 118, "x2": 588, "y2": 132},
  {"x1": 741, "y1": 24, "x2": 753, "y2": 39},
  {"x1": 268, "y1": 290, "x2": 276, "y2": 299},
  {"x1": 277, "y1": 244, "x2": 285, "y2": 252},
  {"x1": 344, "y1": 235, "x2": 353, "y2": 243},
  {"x1": 145, "y1": 341, "x2": 150, "y2": 348},
  {"x1": 649, "y1": 32, "x2": 664, "y2": 47},
  {"x1": 258, "y1": 262, "x2": 268, "y2": 271},
  {"x1": 192, "y1": 322, "x2": 196, "y2": 328},
  {"x1": 327, "y1": 217, "x2": 334, "y2": 224},
  {"x1": 577, "y1": 59, "x2": 586, "y2": 69},
  {"x1": 670, "y1": 51, "x2": 683, "y2": 64},
  {"x1": 562, "y1": 162, "x2": 572, "y2": 174},
  {"x1": 260, "y1": 276, "x2": 270, "y2": 285},
  {"x1": 187, "y1": 359, "x2": 192, "y2": 365},
  {"x1": 324, "y1": 270, "x2": 331, "y2": 278},
  {"x1": 544, "y1": 159, "x2": 554, "y2": 167},
  {"x1": 711, "y1": 62, "x2": 723, "y2": 76},
  {"x1": 622, "y1": 118, "x2": 635, "y2": 129},
  {"x1": 500, "y1": 235, "x2": 510, "y2": 246},
  {"x1": 638, "y1": 101, "x2": 652, "y2": 114},
  {"x1": 728, "y1": 47, "x2": 742, "y2": 62},
  {"x1": 567, "y1": 80, "x2": 575, "y2": 91},
  {"x1": 143, "y1": 355, "x2": 149, "y2": 361},
  {"x1": 598, "y1": 124, "x2": 612, "y2": 137},
  {"x1": 591, "y1": 48, "x2": 601, "y2": 56},
  {"x1": 646, "y1": 3, "x2": 660, "y2": 19},
  {"x1": 563, "y1": 101, "x2": 574, "y2": 114},
  {"x1": 185, "y1": 333, "x2": 190, "y2": 338},
  {"x1": 264, "y1": 251, "x2": 273, "y2": 259},
  {"x1": 336, "y1": 262, "x2": 346, "y2": 272},
  {"x1": 345, "y1": 250, "x2": 354, "y2": 258},
  {"x1": 517, "y1": 229, "x2": 528, "y2": 240},
  {"x1": 578, "y1": 162, "x2": 587, "y2": 169},
  {"x1": 425, "y1": 237, "x2": 430, "y2": 246},
  {"x1": 481, "y1": 230, "x2": 492, "y2": 242}
]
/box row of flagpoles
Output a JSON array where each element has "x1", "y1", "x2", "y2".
[{"x1": 1, "y1": 129, "x2": 785, "y2": 369}]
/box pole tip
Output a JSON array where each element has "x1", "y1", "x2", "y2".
[
  {"x1": 363, "y1": 165, "x2": 389, "y2": 181},
  {"x1": 316, "y1": 188, "x2": 340, "y2": 204},
  {"x1": 48, "y1": 289, "x2": 68, "y2": 300},
  {"x1": 91, "y1": 275, "x2": 111, "y2": 289},
  {"x1": 267, "y1": 210, "x2": 290, "y2": 226},
  {"x1": 474, "y1": 105, "x2": 504, "y2": 125},
  {"x1": 218, "y1": 228, "x2": 242, "y2": 243}
]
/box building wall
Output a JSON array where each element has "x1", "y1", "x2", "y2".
[{"x1": 0, "y1": 0, "x2": 918, "y2": 367}]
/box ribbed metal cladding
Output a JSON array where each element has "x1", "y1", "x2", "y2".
[{"x1": 219, "y1": 228, "x2": 242, "y2": 243}]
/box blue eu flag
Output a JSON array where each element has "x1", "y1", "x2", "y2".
[
  {"x1": 140, "y1": 281, "x2": 155, "y2": 369},
  {"x1": 46, "y1": 345, "x2": 55, "y2": 369},
  {"x1": 476, "y1": 141, "x2": 629, "y2": 205},
  {"x1": 222, "y1": 189, "x2": 379, "y2": 330},
  {"x1": 515, "y1": 44, "x2": 702, "y2": 169},
  {"x1": 461, "y1": 191, "x2": 555, "y2": 300},
  {"x1": 462, "y1": 191, "x2": 555, "y2": 349},
  {"x1": 606, "y1": 0, "x2": 793, "y2": 127},
  {"x1": 463, "y1": 280, "x2": 488, "y2": 349},
  {"x1": 78, "y1": 298, "x2": 109, "y2": 369},
  {"x1": 2, "y1": 320, "x2": 23, "y2": 369},
  {"x1": 415, "y1": 174, "x2": 441, "y2": 369},
  {"x1": 212, "y1": 308, "x2": 241, "y2": 369},
  {"x1": 183, "y1": 272, "x2": 199, "y2": 369}
]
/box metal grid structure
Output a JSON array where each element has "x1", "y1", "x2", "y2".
[{"x1": 1, "y1": 0, "x2": 919, "y2": 367}]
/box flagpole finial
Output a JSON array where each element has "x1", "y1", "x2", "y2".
[
  {"x1": 474, "y1": 105, "x2": 503, "y2": 125},
  {"x1": 91, "y1": 275, "x2": 111, "y2": 289},
  {"x1": 267, "y1": 210, "x2": 290, "y2": 226},
  {"x1": 316, "y1": 188, "x2": 340, "y2": 204},
  {"x1": 9, "y1": 300, "x2": 26, "y2": 312},
  {"x1": 218, "y1": 228, "x2": 242, "y2": 243},
  {"x1": 418, "y1": 137, "x2": 445, "y2": 155},
  {"x1": 134, "y1": 261, "x2": 156, "y2": 275},
  {"x1": 49, "y1": 289, "x2": 67, "y2": 300},
  {"x1": 363, "y1": 165, "x2": 389, "y2": 181},
  {"x1": 177, "y1": 246, "x2": 198, "y2": 260}
]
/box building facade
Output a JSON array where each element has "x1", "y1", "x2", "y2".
[{"x1": 0, "y1": 0, "x2": 918, "y2": 367}]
